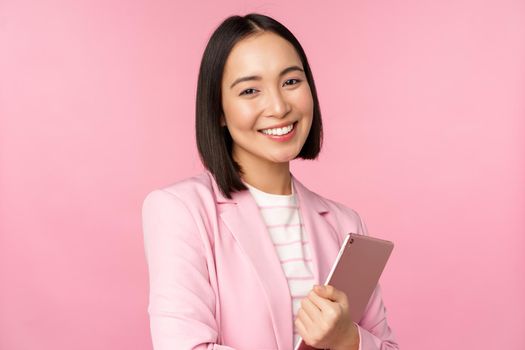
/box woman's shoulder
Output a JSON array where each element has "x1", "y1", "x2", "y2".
[
  {"x1": 323, "y1": 196, "x2": 362, "y2": 221},
  {"x1": 302, "y1": 183, "x2": 369, "y2": 236},
  {"x1": 294, "y1": 176, "x2": 360, "y2": 220},
  {"x1": 140, "y1": 172, "x2": 218, "y2": 253},
  {"x1": 141, "y1": 171, "x2": 215, "y2": 210}
]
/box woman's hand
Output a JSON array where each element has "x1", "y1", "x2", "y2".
[{"x1": 294, "y1": 284, "x2": 360, "y2": 350}]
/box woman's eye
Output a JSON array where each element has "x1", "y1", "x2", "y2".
[
  {"x1": 239, "y1": 79, "x2": 302, "y2": 96},
  {"x1": 284, "y1": 78, "x2": 301, "y2": 86},
  {"x1": 239, "y1": 88, "x2": 257, "y2": 96}
]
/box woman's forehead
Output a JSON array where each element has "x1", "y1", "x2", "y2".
[{"x1": 223, "y1": 33, "x2": 302, "y2": 80}]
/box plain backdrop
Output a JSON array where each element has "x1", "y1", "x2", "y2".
[{"x1": 1, "y1": 0, "x2": 524, "y2": 349}]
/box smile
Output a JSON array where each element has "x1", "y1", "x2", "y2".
[{"x1": 259, "y1": 122, "x2": 296, "y2": 136}]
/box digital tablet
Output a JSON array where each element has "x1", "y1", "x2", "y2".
[{"x1": 294, "y1": 232, "x2": 394, "y2": 350}]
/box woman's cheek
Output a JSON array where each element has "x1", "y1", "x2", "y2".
[
  {"x1": 236, "y1": 104, "x2": 261, "y2": 129},
  {"x1": 299, "y1": 87, "x2": 314, "y2": 115}
]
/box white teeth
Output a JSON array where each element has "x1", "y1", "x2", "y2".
[{"x1": 260, "y1": 123, "x2": 294, "y2": 136}]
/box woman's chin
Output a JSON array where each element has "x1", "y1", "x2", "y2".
[{"x1": 267, "y1": 152, "x2": 299, "y2": 164}]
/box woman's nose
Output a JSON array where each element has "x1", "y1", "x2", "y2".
[{"x1": 265, "y1": 89, "x2": 290, "y2": 118}]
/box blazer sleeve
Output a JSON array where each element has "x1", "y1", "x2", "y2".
[
  {"x1": 353, "y1": 212, "x2": 400, "y2": 350},
  {"x1": 141, "y1": 189, "x2": 237, "y2": 350}
]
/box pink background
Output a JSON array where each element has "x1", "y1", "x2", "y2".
[{"x1": 1, "y1": 0, "x2": 524, "y2": 349}]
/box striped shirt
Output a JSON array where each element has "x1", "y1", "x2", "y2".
[{"x1": 244, "y1": 180, "x2": 315, "y2": 348}]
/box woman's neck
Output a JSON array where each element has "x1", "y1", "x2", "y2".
[
  {"x1": 234, "y1": 154, "x2": 292, "y2": 195},
  {"x1": 242, "y1": 169, "x2": 292, "y2": 195}
]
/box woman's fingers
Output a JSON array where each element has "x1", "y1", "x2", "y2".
[
  {"x1": 294, "y1": 316, "x2": 308, "y2": 338},
  {"x1": 308, "y1": 287, "x2": 336, "y2": 312},
  {"x1": 296, "y1": 299, "x2": 314, "y2": 330},
  {"x1": 300, "y1": 294, "x2": 323, "y2": 322}
]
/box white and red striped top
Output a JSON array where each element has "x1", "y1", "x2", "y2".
[{"x1": 244, "y1": 180, "x2": 315, "y2": 348}]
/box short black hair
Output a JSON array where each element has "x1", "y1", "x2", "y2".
[{"x1": 195, "y1": 13, "x2": 323, "y2": 199}]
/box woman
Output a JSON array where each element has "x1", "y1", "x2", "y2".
[{"x1": 142, "y1": 13, "x2": 399, "y2": 350}]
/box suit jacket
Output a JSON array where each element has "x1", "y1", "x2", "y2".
[{"x1": 141, "y1": 170, "x2": 399, "y2": 350}]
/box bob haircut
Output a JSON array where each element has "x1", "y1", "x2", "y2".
[{"x1": 195, "y1": 13, "x2": 323, "y2": 199}]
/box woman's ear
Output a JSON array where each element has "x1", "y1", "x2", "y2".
[{"x1": 220, "y1": 114, "x2": 226, "y2": 127}]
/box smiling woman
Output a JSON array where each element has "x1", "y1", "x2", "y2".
[
  {"x1": 194, "y1": 14, "x2": 324, "y2": 198},
  {"x1": 219, "y1": 31, "x2": 315, "y2": 179},
  {"x1": 142, "y1": 13, "x2": 399, "y2": 350}
]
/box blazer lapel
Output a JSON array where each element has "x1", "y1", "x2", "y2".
[
  {"x1": 292, "y1": 174, "x2": 343, "y2": 286},
  {"x1": 206, "y1": 170, "x2": 342, "y2": 350}
]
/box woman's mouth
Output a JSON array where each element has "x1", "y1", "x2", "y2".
[{"x1": 258, "y1": 121, "x2": 298, "y2": 142}]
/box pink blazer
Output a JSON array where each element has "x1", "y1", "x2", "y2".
[{"x1": 141, "y1": 170, "x2": 399, "y2": 350}]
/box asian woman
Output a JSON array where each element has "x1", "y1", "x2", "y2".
[{"x1": 141, "y1": 13, "x2": 399, "y2": 350}]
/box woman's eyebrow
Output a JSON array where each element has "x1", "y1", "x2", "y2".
[{"x1": 229, "y1": 65, "x2": 304, "y2": 89}]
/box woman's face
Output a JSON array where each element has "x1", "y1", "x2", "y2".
[{"x1": 221, "y1": 31, "x2": 314, "y2": 170}]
